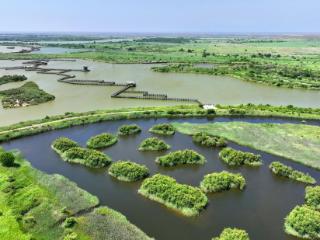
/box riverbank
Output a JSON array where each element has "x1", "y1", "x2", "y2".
[
  {"x1": 1, "y1": 104, "x2": 320, "y2": 143},
  {"x1": 173, "y1": 121, "x2": 320, "y2": 169}
]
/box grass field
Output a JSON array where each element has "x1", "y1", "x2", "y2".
[{"x1": 173, "y1": 122, "x2": 320, "y2": 169}]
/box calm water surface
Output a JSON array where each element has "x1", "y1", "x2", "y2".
[{"x1": 2, "y1": 117, "x2": 319, "y2": 240}]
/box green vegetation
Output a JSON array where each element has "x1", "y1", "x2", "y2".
[
  {"x1": 138, "y1": 137, "x2": 170, "y2": 151},
  {"x1": 138, "y1": 174, "x2": 208, "y2": 217},
  {"x1": 284, "y1": 205, "x2": 320, "y2": 239},
  {"x1": 1, "y1": 104, "x2": 320, "y2": 144},
  {"x1": 0, "y1": 148, "x2": 151, "y2": 240},
  {"x1": 305, "y1": 186, "x2": 320, "y2": 209},
  {"x1": 0, "y1": 81, "x2": 55, "y2": 108},
  {"x1": 0, "y1": 151, "x2": 16, "y2": 167},
  {"x1": 269, "y1": 162, "x2": 316, "y2": 184},
  {"x1": 86, "y1": 133, "x2": 118, "y2": 149},
  {"x1": 192, "y1": 132, "x2": 227, "y2": 147},
  {"x1": 200, "y1": 171, "x2": 246, "y2": 193},
  {"x1": 118, "y1": 124, "x2": 142, "y2": 136},
  {"x1": 52, "y1": 137, "x2": 112, "y2": 168},
  {"x1": 149, "y1": 123, "x2": 175, "y2": 135},
  {"x1": 108, "y1": 161, "x2": 149, "y2": 182},
  {"x1": 219, "y1": 147, "x2": 262, "y2": 167},
  {"x1": 155, "y1": 149, "x2": 206, "y2": 167},
  {"x1": 0, "y1": 75, "x2": 27, "y2": 85},
  {"x1": 212, "y1": 228, "x2": 250, "y2": 240},
  {"x1": 173, "y1": 121, "x2": 320, "y2": 169}
]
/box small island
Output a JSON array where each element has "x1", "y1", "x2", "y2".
[
  {"x1": 192, "y1": 132, "x2": 227, "y2": 147},
  {"x1": 0, "y1": 82, "x2": 55, "y2": 108},
  {"x1": 52, "y1": 137, "x2": 112, "y2": 168},
  {"x1": 138, "y1": 174, "x2": 208, "y2": 217},
  {"x1": 213, "y1": 228, "x2": 250, "y2": 240},
  {"x1": 305, "y1": 186, "x2": 320, "y2": 209},
  {"x1": 200, "y1": 171, "x2": 246, "y2": 193},
  {"x1": 138, "y1": 137, "x2": 170, "y2": 151},
  {"x1": 0, "y1": 75, "x2": 27, "y2": 85},
  {"x1": 86, "y1": 133, "x2": 118, "y2": 149},
  {"x1": 149, "y1": 123, "x2": 175, "y2": 135},
  {"x1": 269, "y1": 161, "x2": 316, "y2": 184},
  {"x1": 155, "y1": 149, "x2": 206, "y2": 167},
  {"x1": 118, "y1": 124, "x2": 142, "y2": 136},
  {"x1": 108, "y1": 161, "x2": 149, "y2": 182},
  {"x1": 219, "y1": 147, "x2": 262, "y2": 167}
]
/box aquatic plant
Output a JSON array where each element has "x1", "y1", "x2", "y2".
[
  {"x1": 192, "y1": 132, "x2": 227, "y2": 147},
  {"x1": 219, "y1": 147, "x2": 262, "y2": 167},
  {"x1": 108, "y1": 161, "x2": 149, "y2": 182},
  {"x1": 118, "y1": 124, "x2": 142, "y2": 136},
  {"x1": 86, "y1": 133, "x2": 118, "y2": 149},
  {"x1": 149, "y1": 123, "x2": 175, "y2": 135},
  {"x1": 305, "y1": 186, "x2": 320, "y2": 209},
  {"x1": 212, "y1": 228, "x2": 250, "y2": 240},
  {"x1": 52, "y1": 137, "x2": 79, "y2": 154},
  {"x1": 156, "y1": 149, "x2": 206, "y2": 167},
  {"x1": 138, "y1": 137, "x2": 170, "y2": 151},
  {"x1": 0, "y1": 75, "x2": 27, "y2": 85}
]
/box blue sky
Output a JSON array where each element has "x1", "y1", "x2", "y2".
[{"x1": 0, "y1": 0, "x2": 319, "y2": 33}]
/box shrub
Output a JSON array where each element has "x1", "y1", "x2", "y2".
[
  {"x1": 0, "y1": 152, "x2": 15, "y2": 167},
  {"x1": 138, "y1": 137, "x2": 170, "y2": 151},
  {"x1": 192, "y1": 132, "x2": 227, "y2": 147},
  {"x1": 52, "y1": 137, "x2": 79, "y2": 154},
  {"x1": 63, "y1": 217, "x2": 77, "y2": 228},
  {"x1": 149, "y1": 123, "x2": 175, "y2": 135},
  {"x1": 212, "y1": 228, "x2": 250, "y2": 240},
  {"x1": 108, "y1": 161, "x2": 149, "y2": 182},
  {"x1": 64, "y1": 147, "x2": 112, "y2": 168},
  {"x1": 118, "y1": 124, "x2": 142, "y2": 136},
  {"x1": 156, "y1": 149, "x2": 206, "y2": 167},
  {"x1": 138, "y1": 174, "x2": 208, "y2": 216},
  {"x1": 219, "y1": 147, "x2": 262, "y2": 167},
  {"x1": 200, "y1": 171, "x2": 246, "y2": 193},
  {"x1": 0, "y1": 75, "x2": 27, "y2": 85},
  {"x1": 269, "y1": 162, "x2": 316, "y2": 184},
  {"x1": 86, "y1": 133, "x2": 118, "y2": 149},
  {"x1": 284, "y1": 205, "x2": 320, "y2": 239},
  {"x1": 305, "y1": 186, "x2": 320, "y2": 209}
]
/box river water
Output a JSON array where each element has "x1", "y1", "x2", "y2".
[
  {"x1": 1, "y1": 116, "x2": 319, "y2": 240},
  {"x1": 0, "y1": 59, "x2": 319, "y2": 126}
]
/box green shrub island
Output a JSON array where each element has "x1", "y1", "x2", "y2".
[
  {"x1": 200, "y1": 171, "x2": 246, "y2": 193},
  {"x1": 305, "y1": 186, "x2": 320, "y2": 209},
  {"x1": 192, "y1": 132, "x2": 227, "y2": 147},
  {"x1": 108, "y1": 161, "x2": 149, "y2": 182},
  {"x1": 86, "y1": 132, "x2": 118, "y2": 149},
  {"x1": 284, "y1": 205, "x2": 320, "y2": 239},
  {"x1": 118, "y1": 124, "x2": 142, "y2": 136},
  {"x1": 212, "y1": 228, "x2": 250, "y2": 240},
  {"x1": 0, "y1": 81, "x2": 55, "y2": 108},
  {"x1": 0, "y1": 151, "x2": 16, "y2": 167},
  {"x1": 0, "y1": 75, "x2": 27, "y2": 85},
  {"x1": 138, "y1": 174, "x2": 208, "y2": 217},
  {"x1": 219, "y1": 147, "x2": 262, "y2": 167},
  {"x1": 138, "y1": 137, "x2": 170, "y2": 151},
  {"x1": 156, "y1": 149, "x2": 206, "y2": 167},
  {"x1": 52, "y1": 137, "x2": 111, "y2": 168},
  {"x1": 149, "y1": 123, "x2": 175, "y2": 135},
  {"x1": 269, "y1": 161, "x2": 316, "y2": 184}
]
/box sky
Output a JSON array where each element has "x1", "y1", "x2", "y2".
[{"x1": 0, "y1": 0, "x2": 319, "y2": 33}]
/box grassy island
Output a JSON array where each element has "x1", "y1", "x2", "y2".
[
  {"x1": 138, "y1": 174, "x2": 208, "y2": 217},
  {"x1": 138, "y1": 137, "x2": 170, "y2": 151},
  {"x1": 52, "y1": 137, "x2": 112, "y2": 168},
  {"x1": 305, "y1": 186, "x2": 320, "y2": 209},
  {"x1": 212, "y1": 228, "x2": 250, "y2": 240},
  {"x1": 0, "y1": 148, "x2": 151, "y2": 240},
  {"x1": 192, "y1": 132, "x2": 227, "y2": 147},
  {"x1": 269, "y1": 162, "x2": 316, "y2": 184},
  {"x1": 173, "y1": 121, "x2": 320, "y2": 170},
  {"x1": 0, "y1": 75, "x2": 27, "y2": 85},
  {"x1": 200, "y1": 171, "x2": 246, "y2": 193},
  {"x1": 284, "y1": 205, "x2": 320, "y2": 239},
  {"x1": 108, "y1": 161, "x2": 149, "y2": 182},
  {"x1": 149, "y1": 123, "x2": 175, "y2": 135},
  {"x1": 118, "y1": 124, "x2": 142, "y2": 136},
  {"x1": 219, "y1": 147, "x2": 262, "y2": 167},
  {"x1": 155, "y1": 149, "x2": 206, "y2": 167},
  {"x1": 0, "y1": 82, "x2": 55, "y2": 108},
  {"x1": 86, "y1": 133, "x2": 118, "y2": 149}
]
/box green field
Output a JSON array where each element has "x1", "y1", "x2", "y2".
[{"x1": 173, "y1": 122, "x2": 320, "y2": 169}]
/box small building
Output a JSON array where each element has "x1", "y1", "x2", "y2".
[{"x1": 202, "y1": 104, "x2": 216, "y2": 110}]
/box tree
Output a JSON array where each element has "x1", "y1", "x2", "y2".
[{"x1": 0, "y1": 152, "x2": 15, "y2": 167}]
